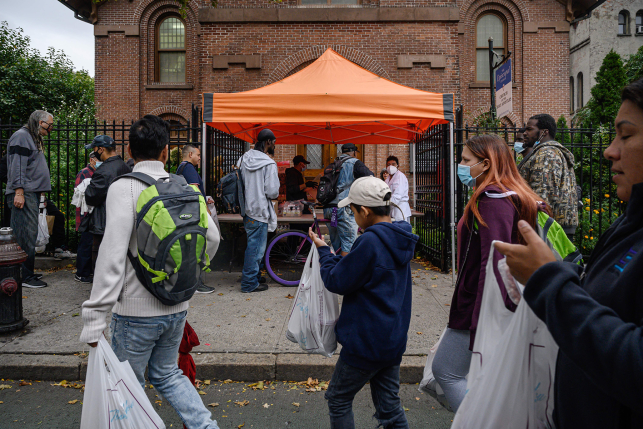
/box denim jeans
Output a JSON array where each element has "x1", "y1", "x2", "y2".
[
  {"x1": 323, "y1": 208, "x2": 358, "y2": 253},
  {"x1": 325, "y1": 357, "x2": 409, "y2": 429},
  {"x1": 76, "y1": 230, "x2": 93, "y2": 277},
  {"x1": 241, "y1": 216, "x2": 268, "y2": 292},
  {"x1": 8, "y1": 192, "x2": 39, "y2": 281},
  {"x1": 110, "y1": 311, "x2": 220, "y2": 429}
]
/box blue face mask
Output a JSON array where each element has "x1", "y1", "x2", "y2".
[
  {"x1": 514, "y1": 142, "x2": 524, "y2": 153},
  {"x1": 457, "y1": 160, "x2": 484, "y2": 188},
  {"x1": 95, "y1": 161, "x2": 103, "y2": 168}
]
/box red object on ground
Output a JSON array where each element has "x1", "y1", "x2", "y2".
[{"x1": 178, "y1": 321, "x2": 200, "y2": 429}]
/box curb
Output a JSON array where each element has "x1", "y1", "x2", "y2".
[{"x1": 0, "y1": 353, "x2": 426, "y2": 384}]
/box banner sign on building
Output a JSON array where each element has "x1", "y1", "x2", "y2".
[{"x1": 495, "y1": 59, "x2": 512, "y2": 119}]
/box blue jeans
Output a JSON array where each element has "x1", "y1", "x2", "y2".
[
  {"x1": 110, "y1": 311, "x2": 219, "y2": 429},
  {"x1": 323, "y1": 208, "x2": 358, "y2": 253},
  {"x1": 241, "y1": 216, "x2": 268, "y2": 292},
  {"x1": 325, "y1": 357, "x2": 409, "y2": 429},
  {"x1": 76, "y1": 230, "x2": 93, "y2": 278}
]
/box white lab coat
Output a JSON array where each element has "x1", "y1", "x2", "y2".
[{"x1": 385, "y1": 171, "x2": 412, "y2": 222}]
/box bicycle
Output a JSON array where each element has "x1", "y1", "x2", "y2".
[{"x1": 264, "y1": 201, "x2": 339, "y2": 286}]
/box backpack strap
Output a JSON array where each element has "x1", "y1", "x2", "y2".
[
  {"x1": 114, "y1": 172, "x2": 158, "y2": 187},
  {"x1": 176, "y1": 161, "x2": 188, "y2": 176}
]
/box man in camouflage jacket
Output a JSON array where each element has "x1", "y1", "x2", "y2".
[{"x1": 518, "y1": 114, "x2": 579, "y2": 239}]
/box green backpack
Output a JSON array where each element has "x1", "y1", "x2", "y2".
[{"x1": 115, "y1": 172, "x2": 211, "y2": 306}]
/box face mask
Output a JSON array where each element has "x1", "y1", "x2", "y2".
[
  {"x1": 514, "y1": 142, "x2": 524, "y2": 153},
  {"x1": 95, "y1": 161, "x2": 103, "y2": 168},
  {"x1": 457, "y1": 160, "x2": 484, "y2": 188},
  {"x1": 534, "y1": 132, "x2": 545, "y2": 147},
  {"x1": 301, "y1": 165, "x2": 307, "y2": 172},
  {"x1": 387, "y1": 165, "x2": 398, "y2": 175}
]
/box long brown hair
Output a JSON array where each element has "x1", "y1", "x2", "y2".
[{"x1": 462, "y1": 135, "x2": 546, "y2": 241}]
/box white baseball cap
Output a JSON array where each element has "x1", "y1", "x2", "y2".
[{"x1": 338, "y1": 176, "x2": 391, "y2": 208}]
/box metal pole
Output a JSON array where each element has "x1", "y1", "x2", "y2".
[
  {"x1": 489, "y1": 37, "x2": 496, "y2": 121},
  {"x1": 449, "y1": 121, "x2": 456, "y2": 286},
  {"x1": 201, "y1": 122, "x2": 207, "y2": 195}
]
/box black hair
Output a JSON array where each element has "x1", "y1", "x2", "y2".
[
  {"x1": 386, "y1": 155, "x2": 399, "y2": 166},
  {"x1": 380, "y1": 169, "x2": 388, "y2": 181},
  {"x1": 518, "y1": 127, "x2": 526, "y2": 133},
  {"x1": 129, "y1": 115, "x2": 170, "y2": 161},
  {"x1": 622, "y1": 78, "x2": 643, "y2": 112},
  {"x1": 351, "y1": 192, "x2": 392, "y2": 217},
  {"x1": 529, "y1": 114, "x2": 557, "y2": 140}
]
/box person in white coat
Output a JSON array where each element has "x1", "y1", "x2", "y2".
[{"x1": 385, "y1": 156, "x2": 412, "y2": 222}]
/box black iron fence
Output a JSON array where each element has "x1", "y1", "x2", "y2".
[
  {"x1": 0, "y1": 108, "x2": 245, "y2": 251},
  {"x1": 415, "y1": 107, "x2": 623, "y2": 271}
]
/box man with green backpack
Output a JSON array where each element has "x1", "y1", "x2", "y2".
[{"x1": 80, "y1": 115, "x2": 221, "y2": 429}]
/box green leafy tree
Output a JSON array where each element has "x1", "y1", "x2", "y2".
[
  {"x1": 584, "y1": 50, "x2": 628, "y2": 127},
  {"x1": 0, "y1": 21, "x2": 94, "y2": 124},
  {"x1": 625, "y1": 45, "x2": 643, "y2": 84}
]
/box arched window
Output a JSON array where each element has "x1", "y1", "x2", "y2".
[
  {"x1": 636, "y1": 11, "x2": 643, "y2": 34},
  {"x1": 476, "y1": 14, "x2": 506, "y2": 82},
  {"x1": 156, "y1": 17, "x2": 186, "y2": 83},
  {"x1": 618, "y1": 11, "x2": 630, "y2": 35},
  {"x1": 577, "y1": 72, "x2": 584, "y2": 108},
  {"x1": 570, "y1": 76, "x2": 575, "y2": 113}
]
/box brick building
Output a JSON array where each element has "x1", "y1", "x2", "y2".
[{"x1": 60, "y1": 0, "x2": 599, "y2": 183}]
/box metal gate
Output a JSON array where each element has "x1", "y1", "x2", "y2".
[{"x1": 414, "y1": 124, "x2": 451, "y2": 271}]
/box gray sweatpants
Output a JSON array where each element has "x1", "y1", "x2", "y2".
[
  {"x1": 8, "y1": 192, "x2": 39, "y2": 281},
  {"x1": 431, "y1": 327, "x2": 472, "y2": 412}
]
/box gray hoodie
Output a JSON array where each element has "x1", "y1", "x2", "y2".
[
  {"x1": 6, "y1": 127, "x2": 51, "y2": 194},
  {"x1": 237, "y1": 150, "x2": 280, "y2": 232}
]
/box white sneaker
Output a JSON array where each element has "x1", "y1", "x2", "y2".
[{"x1": 54, "y1": 248, "x2": 77, "y2": 259}]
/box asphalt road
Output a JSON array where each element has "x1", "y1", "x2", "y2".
[{"x1": 0, "y1": 378, "x2": 454, "y2": 428}]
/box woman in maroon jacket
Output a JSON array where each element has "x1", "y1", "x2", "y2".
[{"x1": 432, "y1": 134, "x2": 547, "y2": 412}]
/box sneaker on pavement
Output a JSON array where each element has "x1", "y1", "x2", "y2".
[
  {"x1": 195, "y1": 284, "x2": 216, "y2": 294},
  {"x1": 23, "y1": 278, "x2": 48, "y2": 288},
  {"x1": 54, "y1": 248, "x2": 77, "y2": 259},
  {"x1": 74, "y1": 274, "x2": 93, "y2": 284},
  {"x1": 245, "y1": 284, "x2": 269, "y2": 293},
  {"x1": 258, "y1": 276, "x2": 267, "y2": 284},
  {"x1": 34, "y1": 274, "x2": 43, "y2": 280}
]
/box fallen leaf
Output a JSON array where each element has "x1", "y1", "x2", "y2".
[
  {"x1": 198, "y1": 391, "x2": 206, "y2": 395},
  {"x1": 292, "y1": 402, "x2": 300, "y2": 407},
  {"x1": 445, "y1": 304, "x2": 450, "y2": 306},
  {"x1": 19, "y1": 381, "x2": 31, "y2": 386},
  {"x1": 72, "y1": 313, "x2": 79, "y2": 317},
  {"x1": 263, "y1": 403, "x2": 270, "y2": 408},
  {"x1": 22, "y1": 296, "x2": 27, "y2": 299},
  {"x1": 208, "y1": 403, "x2": 219, "y2": 407},
  {"x1": 234, "y1": 400, "x2": 250, "y2": 407},
  {"x1": 265, "y1": 318, "x2": 271, "y2": 321},
  {"x1": 415, "y1": 397, "x2": 420, "y2": 401},
  {"x1": 238, "y1": 424, "x2": 245, "y2": 428},
  {"x1": 403, "y1": 406, "x2": 409, "y2": 411},
  {"x1": 431, "y1": 285, "x2": 438, "y2": 288},
  {"x1": 246, "y1": 298, "x2": 251, "y2": 301},
  {"x1": 68, "y1": 400, "x2": 79, "y2": 405},
  {"x1": 416, "y1": 332, "x2": 423, "y2": 335},
  {"x1": 285, "y1": 294, "x2": 294, "y2": 299},
  {"x1": 204, "y1": 380, "x2": 211, "y2": 385},
  {"x1": 0, "y1": 401, "x2": 3, "y2": 404},
  {"x1": 218, "y1": 293, "x2": 224, "y2": 296},
  {"x1": 52, "y1": 380, "x2": 68, "y2": 386}
]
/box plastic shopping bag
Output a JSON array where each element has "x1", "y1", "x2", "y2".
[
  {"x1": 452, "y1": 241, "x2": 558, "y2": 429},
  {"x1": 80, "y1": 337, "x2": 166, "y2": 429},
  {"x1": 286, "y1": 246, "x2": 339, "y2": 357},
  {"x1": 35, "y1": 209, "x2": 49, "y2": 253},
  {"x1": 419, "y1": 327, "x2": 453, "y2": 411}
]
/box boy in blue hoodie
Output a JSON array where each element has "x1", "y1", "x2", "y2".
[{"x1": 308, "y1": 176, "x2": 418, "y2": 429}]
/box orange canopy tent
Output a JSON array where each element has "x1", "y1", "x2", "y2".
[{"x1": 202, "y1": 48, "x2": 453, "y2": 145}]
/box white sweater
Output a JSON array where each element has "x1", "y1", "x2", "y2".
[{"x1": 79, "y1": 161, "x2": 220, "y2": 343}]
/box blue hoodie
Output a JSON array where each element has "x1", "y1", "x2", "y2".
[{"x1": 318, "y1": 221, "x2": 419, "y2": 370}]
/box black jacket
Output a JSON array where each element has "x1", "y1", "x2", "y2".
[
  {"x1": 84, "y1": 155, "x2": 131, "y2": 234},
  {"x1": 524, "y1": 182, "x2": 643, "y2": 429},
  {"x1": 285, "y1": 167, "x2": 306, "y2": 201}
]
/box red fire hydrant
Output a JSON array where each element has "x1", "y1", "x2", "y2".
[{"x1": 0, "y1": 227, "x2": 29, "y2": 332}]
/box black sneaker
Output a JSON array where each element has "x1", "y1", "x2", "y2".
[
  {"x1": 34, "y1": 274, "x2": 43, "y2": 280},
  {"x1": 258, "y1": 277, "x2": 267, "y2": 284},
  {"x1": 23, "y1": 278, "x2": 48, "y2": 288},
  {"x1": 74, "y1": 275, "x2": 93, "y2": 284},
  {"x1": 195, "y1": 284, "x2": 216, "y2": 294},
  {"x1": 245, "y1": 284, "x2": 269, "y2": 293}
]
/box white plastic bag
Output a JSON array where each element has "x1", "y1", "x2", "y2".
[
  {"x1": 35, "y1": 208, "x2": 49, "y2": 253},
  {"x1": 206, "y1": 197, "x2": 221, "y2": 239},
  {"x1": 81, "y1": 337, "x2": 166, "y2": 429},
  {"x1": 452, "y1": 241, "x2": 558, "y2": 429},
  {"x1": 286, "y1": 246, "x2": 339, "y2": 357},
  {"x1": 419, "y1": 327, "x2": 453, "y2": 411}
]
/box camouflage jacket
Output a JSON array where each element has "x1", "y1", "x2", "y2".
[{"x1": 518, "y1": 141, "x2": 579, "y2": 233}]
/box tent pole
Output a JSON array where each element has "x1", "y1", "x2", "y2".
[
  {"x1": 202, "y1": 122, "x2": 207, "y2": 195},
  {"x1": 412, "y1": 141, "x2": 416, "y2": 213},
  {"x1": 449, "y1": 122, "x2": 456, "y2": 287}
]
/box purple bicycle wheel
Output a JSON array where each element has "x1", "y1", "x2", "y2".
[{"x1": 265, "y1": 231, "x2": 312, "y2": 286}]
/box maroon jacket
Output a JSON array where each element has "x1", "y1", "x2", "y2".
[{"x1": 449, "y1": 185, "x2": 519, "y2": 349}]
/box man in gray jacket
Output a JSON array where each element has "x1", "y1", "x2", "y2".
[
  {"x1": 6, "y1": 110, "x2": 53, "y2": 288},
  {"x1": 237, "y1": 129, "x2": 280, "y2": 293}
]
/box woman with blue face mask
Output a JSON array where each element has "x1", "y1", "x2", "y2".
[{"x1": 431, "y1": 134, "x2": 550, "y2": 412}]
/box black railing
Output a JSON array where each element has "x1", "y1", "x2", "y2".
[
  {"x1": 0, "y1": 108, "x2": 245, "y2": 251},
  {"x1": 415, "y1": 107, "x2": 623, "y2": 271}
]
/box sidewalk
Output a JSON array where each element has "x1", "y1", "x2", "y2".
[{"x1": 0, "y1": 261, "x2": 453, "y2": 383}]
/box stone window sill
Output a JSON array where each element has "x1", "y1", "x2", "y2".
[{"x1": 145, "y1": 84, "x2": 194, "y2": 90}]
